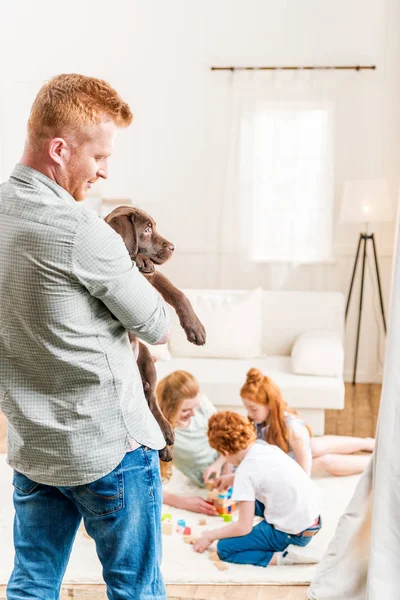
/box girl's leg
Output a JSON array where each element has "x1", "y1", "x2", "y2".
[
  {"x1": 312, "y1": 453, "x2": 371, "y2": 476},
  {"x1": 217, "y1": 520, "x2": 288, "y2": 567},
  {"x1": 311, "y1": 435, "x2": 375, "y2": 458}
]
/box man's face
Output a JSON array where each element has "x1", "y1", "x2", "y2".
[{"x1": 65, "y1": 120, "x2": 117, "y2": 201}]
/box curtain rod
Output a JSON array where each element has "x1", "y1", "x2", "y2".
[{"x1": 211, "y1": 65, "x2": 376, "y2": 72}]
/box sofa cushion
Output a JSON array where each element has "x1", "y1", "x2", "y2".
[
  {"x1": 291, "y1": 330, "x2": 344, "y2": 378},
  {"x1": 155, "y1": 356, "x2": 344, "y2": 411},
  {"x1": 168, "y1": 288, "x2": 262, "y2": 359},
  {"x1": 260, "y1": 291, "x2": 345, "y2": 356}
]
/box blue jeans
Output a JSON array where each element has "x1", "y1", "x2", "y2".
[
  {"x1": 217, "y1": 500, "x2": 321, "y2": 567},
  {"x1": 7, "y1": 447, "x2": 166, "y2": 600}
]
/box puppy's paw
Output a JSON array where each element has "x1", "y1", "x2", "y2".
[
  {"x1": 134, "y1": 254, "x2": 155, "y2": 275},
  {"x1": 182, "y1": 317, "x2": 206, "y2": 346},
  {"x1": 159, "y1": 445, "x2": 173, "y2": 462},
  {"x1": 161, "y1": 420, "x2": 175, "y2": 446}
]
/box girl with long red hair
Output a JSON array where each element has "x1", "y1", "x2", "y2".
[{"x1": 240, "y1": 368, "x2": 374, "y2": 476}]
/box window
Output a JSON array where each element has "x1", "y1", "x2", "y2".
[{"x1": 241, "y1": 102, "x2": 334, "y2": 263}]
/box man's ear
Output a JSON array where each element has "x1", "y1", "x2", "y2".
[
  {"x1": 106, "y1": 213, "x2": 138, "y2": 257},
  {"x1": 49, "y1": 137, "x2": 71, "y2": 167}
]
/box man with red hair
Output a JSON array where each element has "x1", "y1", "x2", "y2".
[{"x1": 0, "y1": 74, "x2": 169, "y2": 599}]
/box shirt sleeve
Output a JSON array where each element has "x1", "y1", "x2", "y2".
[
  {"x1": 231, "y1": 468, "x2": 256, "y2": 503},
  {"x1": 72, "y1": 214, "x2": 170, "y2": 345}
]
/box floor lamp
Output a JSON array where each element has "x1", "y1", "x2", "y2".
[{"x1": 340, "y1": 179, "x2": 394, "y2": 385}]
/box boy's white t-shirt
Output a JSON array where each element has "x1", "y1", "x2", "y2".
[{"x1": 231, "y1": 440, "x2": 321, "y2": 534}]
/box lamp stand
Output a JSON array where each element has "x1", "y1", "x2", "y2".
[{"x1": 345, "y1": 231, "x2": 387, "y2": 385}]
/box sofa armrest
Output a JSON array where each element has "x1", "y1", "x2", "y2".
[{"x1": 291, "y1": 330, "x2": 344, "y2": 378}]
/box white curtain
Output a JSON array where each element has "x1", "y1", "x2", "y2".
[
  {"x1": 308, "y1": 216, "x2": 400, "y2": 599},
  {"x1": 218, "y1": 69, "x2": 337, "y2": 287}
]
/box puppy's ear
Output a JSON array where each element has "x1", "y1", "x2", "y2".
[{"x1": 106, "y1": 213, "x2": 138, "y2": 257}]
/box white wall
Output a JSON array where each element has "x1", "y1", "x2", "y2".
[{"x1": 1, "y1": 0, "x2": 399, "y2": 382}]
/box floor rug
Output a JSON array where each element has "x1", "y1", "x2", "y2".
[{"x1": 0, "y1": 454, "x2": 360, "y2": 585}]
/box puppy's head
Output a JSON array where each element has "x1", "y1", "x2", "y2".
[{"x1": 105, "y1": 205, "x2": 174, "y2": 265}]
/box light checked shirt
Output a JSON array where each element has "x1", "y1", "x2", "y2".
[{"x1": 0, "y1": 164, "x2": 170, "y2": 486}]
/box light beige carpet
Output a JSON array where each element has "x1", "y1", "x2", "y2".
[{"x1": 0, "y1": 455, "x2": 360, "y2": 585}]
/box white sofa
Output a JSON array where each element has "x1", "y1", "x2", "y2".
[{"x1": 155, "y1": 289, "x2": 345, "y2": 435}]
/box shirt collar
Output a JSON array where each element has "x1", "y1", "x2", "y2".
[{"x1": 10, "y1": 164, "x2": 76, "y2": 207}]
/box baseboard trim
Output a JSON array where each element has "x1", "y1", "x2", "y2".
[{"x1": 344, "y1": 370, "x2": 383, "y2": 384}]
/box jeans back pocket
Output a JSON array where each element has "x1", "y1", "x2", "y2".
[
  {"x1": 70, "y1": 463, "x2": 124, "y2": 516},
  {"x1": 13, "y1": 471, "x2": 40, "y2": 495}
]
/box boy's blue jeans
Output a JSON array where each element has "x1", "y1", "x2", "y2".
[
  {"x1": 7, "y1": 447, "x2": 166, "y2": 600},
  {"x1": 217, "y1": 500, "x2": 321, "y2": 567}
]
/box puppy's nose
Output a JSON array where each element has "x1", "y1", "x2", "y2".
[{"x1": 164, "y1": 243, "x2": 174, "y2": 253}]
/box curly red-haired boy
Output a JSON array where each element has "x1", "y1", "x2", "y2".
[{"x1": 193, "y1": 412, "x2": 322, "y2": 567}]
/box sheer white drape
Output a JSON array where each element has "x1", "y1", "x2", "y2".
[
  {"x1": 218, "y1": 70, "x2": 335, "y2": 283},
  {"x1": 308, "y1": 215, "x2": 400, "y2": 599}
]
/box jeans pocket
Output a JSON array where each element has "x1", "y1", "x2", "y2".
[
  {"x1": 13, "y1": 471, "x2": 39, "y2": 495},
  {"x1": 71, "y1": 462, "x2": 124, "y2": 516}
]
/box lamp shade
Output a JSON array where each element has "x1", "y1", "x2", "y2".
[{"x1": 340, "y1": 179, "x2": 394, "y2": 223}]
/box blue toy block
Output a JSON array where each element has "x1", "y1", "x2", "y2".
[{"x1": 177, "y1": 519, "x2": 186, "y2": 528}]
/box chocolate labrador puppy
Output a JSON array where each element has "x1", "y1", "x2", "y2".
[{"x1": 105, "y1": 206, "x2": 206, "y2": 461}]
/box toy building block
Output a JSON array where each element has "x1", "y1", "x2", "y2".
[
  {"x1": 162, "y1": 520, "x2": 173, "y2": 535},
  {"x1": 209, "y1": 550, "x2": 220, "y2": 562},
  {"x1": 207, "y1": 485, "x2": 236, "y2": 515},
  {"x1": 222, "y1": 514, "x2": 233, "y2": 522},
  {"x1": 216, "y1": 504, "x2": 237, "y2": 515},
  {"x1": 217, "y1": 488, "x2": 234, "y2": 502},
  {"x1": 162, "y1": 513, "x2": 172, "y2": 521},
  {"x1": 214, "y1": 560, "x2": 229, "y2": 571},
  {"x1": 176, "y1": 518, "x2": 186, "y2": 534},
  {"x1": 183, "y1": 526, "x2": 191, "y2": 536},
  {"x1": 205, "y1": 472, "x2": 216, "y2": 490},
  {"x1": 184, "y1": 535, "x2": 198, "y2": 544},
  {"x1": 198, "y1": 517, "x2": 207, "y2": 526},
  {"x1": 206, "y1": 489, "x2": 220, "y2": 503},
  {"x1": 177, "y1": 519, "x2": 186, "y2": 527}
]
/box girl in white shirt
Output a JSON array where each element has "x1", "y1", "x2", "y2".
[
  {"x1": 193, "y1": 411, "x2": 321, "y2": 566},
  {"x1": 157, "y1": 370, "x2": 231, "y2": 516},
  {"x1": 240, "y1": 369, "x2": 374, "y2": 476}
]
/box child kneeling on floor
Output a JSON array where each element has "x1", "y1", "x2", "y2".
[{"x1": 193, "y1": 411, "x2": 322, "y2": 567}]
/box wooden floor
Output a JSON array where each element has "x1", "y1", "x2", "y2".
[
  {"x1": 0, "y1": 584, "x2": 309, "y2": 600},
  {"x1": 0, "y1": 383, "x2": 381, "y2": 600},
  {"x1": 325, "y1": 383, "x2": 380, "y2": 439}
]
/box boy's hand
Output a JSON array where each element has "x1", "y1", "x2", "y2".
[
  {"x1": 203, "y1": 456, "x2": 225, "y2": 485},
  {"x1": 215, "y1": 473, "x2": 234, "y2": 491},
  {"x1": 193, "y1": 531, "x2": 214, "y2": 553},
  {"x1": 203, "y1": 465, "x2": 219, "y2": 485}
]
